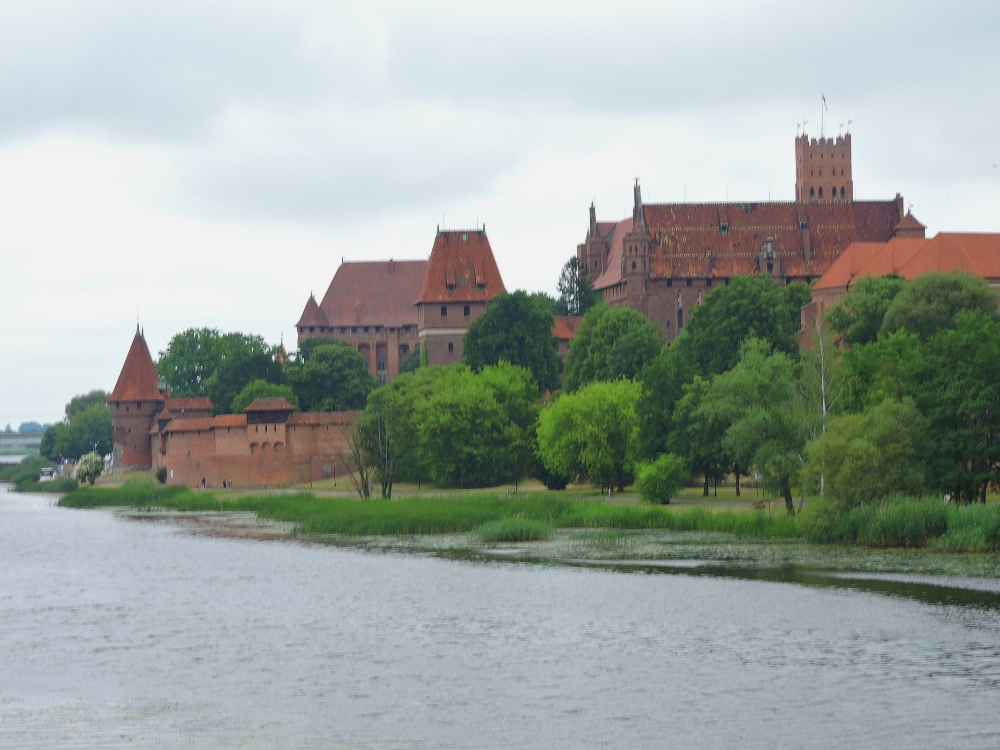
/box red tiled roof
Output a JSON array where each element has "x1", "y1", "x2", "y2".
[
  {"x1": 318, "y1": 260, "x2": 427, "y2": 328},
  {"x1": 894, "y1": 211, "x2": 926, "y2": 238},
  {"x1": 165, "y1": 414, "x2": 247, "y2": 433},
  {"x1": 108, "y1": 332, "x2": 165, "y2": 403},
  {"x1": 165, "y1": 397, "x2": 213, "y2": 413},
  {"x1": 850, "y1": 237, "x2": 927, "y2": 280},
  {"x1": 213, "y1": 414, "x2": 247, "y2": 427},
  {"x1": 813, "y1": 241, "x2": 893, "y2": 291},
  {"x1": 416, "y1": 230, "x2": 506, "y2": 304},
  {"x1": 592, "y1": 218, "x2": 634, "y2": 291},
  {"x1": 552, "y1": 315, "x2": 583, "y2": 341},
  {"x1": 245, "y1": 398, "x2": 295, "y2": 412},
  {"x1": 296, "y1": 294, "x2": 330, "y2": 328},
  {"x1": 287, "y1": 411, "x2": 361, "y2": 426},
  {"x1": 155, "y1": 408, "x2": 175, "y2": 422}
]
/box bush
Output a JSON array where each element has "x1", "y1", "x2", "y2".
[
  {"x1": 155, "y1": 467, "x2": 167, "y2": 484},
  {"x1": 75, "y1": 452, "x2": 103, "y2": 485},
  {"x1": 634, "y1": 453, "x2": 688, "y2": 504},
  {"x1": 476, "y1": 519, "x2": 553, "y2": 542},
  {"x1": 15, "y1": 476, "x2": 78, "y2": 493}
]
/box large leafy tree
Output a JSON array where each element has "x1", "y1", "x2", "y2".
[
  {"x1": 463, "y1": 290, "x2": 561, "y2": 392},
  {"x1": 881, "y1": 270, "x2": 999, "y2": 341},
  {"x1": 65, "y1": 390, "x2": 110, "y2": 419},
  {"x1": 825, "y1": 273, "x2": 907, "y2": 347},
  {"x1": 287, "y1": 341, "x2": 375, "y2": 413},
  {"x1": 563, "y1": 305, "x2": 662, "y2": 391},
  {"x1": 803, "y1": 398, "x2": 930, "y2": 511},
  {"x1": 205, "y1": 336, "x2": 285, "y2": 415},
  {"x1": 40, "y1": 402, "x2": 112, "y2": 460},
  {"x1": 700, "y1": 339, "x2": 808, "y2": 515},
  {"x1": 158, "y1": 328, "x2": 225, "y2": 396},
  {"x1": 635, "y1": 345, "x2": 695, "y2": 459},
  {"x1": 231, "y1": 380, "x2": 299, "y2": 414},
  {"x1": 670, "y1": 376, "x2": 730, "y2": 496},
  {"x1": 555, "y1": 256, "x2": 597, "y2": 317},
  {"x1": 536, "y1": 379, "x2": 641, "y2": 490}
]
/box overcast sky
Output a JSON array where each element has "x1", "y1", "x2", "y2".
[{"x1": 2, "y1": 0, "x2": 998, "y2": 427}]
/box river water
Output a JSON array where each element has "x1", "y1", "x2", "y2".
[{"x1": 2, "y1": 485, "x2": 1000, "y2": 749}]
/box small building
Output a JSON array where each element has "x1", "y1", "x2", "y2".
[{"x1": 553, "y1": 315, "x2": 582, "y2": 358}]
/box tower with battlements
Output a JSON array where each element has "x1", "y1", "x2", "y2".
[{"x1": 795, "y1": 133, "x2": 853, "y2": 203}]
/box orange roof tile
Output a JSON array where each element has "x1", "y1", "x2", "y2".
[
  {"x1": 552, "y1": 315, "x2": 583, "y2": 340},
  {"x1": 318, "y1": 260, "x2": 427, "y2": 328},
  {"x1": 851, "y1": 237, "x2": 928, "y2": 280},
  {"x1": 296, "y1": 294, "x2": 331, "y2": 328},
  {"x1": 416, "y1": 230, "x2": 506, "y2": 304},
  {"x1": 108, "y1": 331, "x2": 165, "y2": 403},
  {"x1": 164, "y1": 418, "x2": 217, "y2": 433},
  {"x1": 245, "y1": 398, "x2": 295, "y2": 412},
  {"x1": 813, "y1": 241, "x2": 893, "y2": 291},
  {"x1": 898, "y1": 233, "x2": 1000, "y2": 280},
  {"x1": 287, "y1": 411, "x2": 361, "y2": 426},
  {"x1": 592, "y1": 218, "x2": 634, "y2": 291},
  {"x1": 213, "y1": 414, "x2": 247, "y2": 428},
  {"x1": 165, "y1": 397, "x2": 213, "y2": 413}
]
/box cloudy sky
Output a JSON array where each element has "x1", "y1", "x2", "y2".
[{"x1": 2, "y1": 0, "x2": 998, "y2": 427}]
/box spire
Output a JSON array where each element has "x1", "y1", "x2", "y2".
[
  {"x1": 296, "y1": 294, "x2": 330, "y2": 328},
  {"x1": 633, "y1": 179, "x2": 646, "y2": 233},
  {"x1": 589, "y1": 202, "x2": 598, "y2": 239},
  {"x1": 108, "y1": 330, "x2": 165, "y2": 403}
]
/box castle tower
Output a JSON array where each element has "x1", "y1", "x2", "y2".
[
  {"x1": 107, "y1": 328, "x2": 165, "y2": 472},
  {"x1": 415, "y1": 227, "x2": 506, "y2": 365},
  {"x1": 796, "y1": 133, "x2": 853, "y2": 203},
  {"x1": 623, "y1": 179, "x2": 650, "y2": 313},
  {"x1": 577, "y1": 202, "x2": 609, "y2": 281}
]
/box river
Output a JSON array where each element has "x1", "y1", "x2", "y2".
[{"x1": 2, "y1": 484, "x2": 999, "y2": 749}]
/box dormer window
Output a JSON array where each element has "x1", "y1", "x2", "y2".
[
  {"x1": 446, "y1": 283, "x2": 456, "y2": 291},
  {"x1": 476, "y1": 282, "x2": 486, "y2": 290}
]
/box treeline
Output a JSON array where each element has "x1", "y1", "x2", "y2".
[{"x1": 39, "y1": 390, "x2": 113, "y2": 460}]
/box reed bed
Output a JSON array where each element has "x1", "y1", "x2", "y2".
[{"x1": 476, "y1": 519, "x2": 553, "y2": 542}]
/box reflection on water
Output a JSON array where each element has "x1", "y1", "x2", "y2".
[{"x1": 2, "y1": 485, "x2": 1000, "y2": 749}]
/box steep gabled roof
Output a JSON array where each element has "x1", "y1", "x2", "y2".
[
  {"x1": 894, "y1": 211, "x2": 926, "y2": 239},
  {"x1": 317, "y1": 260, "x2": 427, "y2": 328},
  {"x1": 296, "y1": 294, "x2": 331, "y2": 328},
  {"x1": 898, "y1": 233, "x2": 1000, "y2": 280},
  {"x1": 592, "y1": 218, "x2": 634, "y2": 291},
  {"x1": 416, "y1": 230, "x2": 506, "y2": 304},
  {"x1": 813, "y1": 241, "x2": 901, "y2": 291},
  {"x1": 108, "y1": 331, "x2": 165, "y2": 403}
]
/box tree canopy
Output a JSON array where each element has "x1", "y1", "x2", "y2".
[
  {"x1": 881, "y1": 270, "x2": 999, "y2": 341},
  {"x1": 287, "y1": 341, "x2": 375, "y2": 412},
  {"x1": 563, "y1": 305, "x2": 662, "y2": 391},
  {"x1": 825, "y1": 273, "x2": 907, "y2": 347},
  {"x1": 204, "y1": 335, "x2": 285, "y2": 415},
  {"x1": 555, "y1": 256, "x2": 597, "y2": 317},
  {"x1": 231, "y1": 380, "x2": 299, "y2": 414},
  {"x1": 40, "y1": 402, "x2": 112, "y2": 460},
  {"x1": 65, "y1": 390, "x2": 110, "y2": 419},
  {"x1": 462, "y1": 290, "x2": 561, "y2": 392}
]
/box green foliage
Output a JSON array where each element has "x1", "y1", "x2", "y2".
[
  {"x1": 0, "y1": 455, "x2": 46, "y2": 482},
  {"x1": 634, "y1": 453, "x2": 688, "y2": 504},
  {"x1": 286, "y1": 341, "x2": 375, "y2": 412},
  {"x1": 671, "y1": 376, "x2": 729, "y2": 493},
  {"x1": 155, "y1": 466, "x2": 167, "y2": 483},
  {"x1": 635, "y1": 345, "x2": 695, "y2": 458},
  {"x1": 231, "y1": 380, "x2": 299, "y2": 414},
  {"x1": 74, "y1": 452, "x2": 103, "y2": 484},
  {"x1": 203, "y1": 334, "x2": 285, "y2": 414},
  {"x1": 65, "y1": 390, "x2": 110, "y2": 419},
  {"x1": 803, "y1": 496, "x2": 949, "y2": 548},
  {"x1": 17, "y1": 421, "x2": 46, "y2": 433},
  {"x1": 41, "y1": 402, "x2": 112, "y2": 460},
  {"x1": 16, "y1": 476, "x2": 78, "y2": 493},
  {"x1": 476, "y1": 519, "x2": 552, "y2": 542},
  {"x1": 881, "y1": 270, "x2": 999, "y2": 341},
  {"x1": 399, "y1": 346, "x2": 421, "y2": 373},
  {"x1": 825, "y1": 273, "x2": 907, "y2": 346},
  {"x1": 537, "y1": 379, "x2": 640, "y2": 489},
  {"x1": 674, "y1": 275, "x2": 807, "y2": 377},
  {"x1": 803, "y1": 399, "x2": 930, "y2": 511},
  {"x1": 556, "y1": 256, "x2": 597, "y2": 316},
  {"x1": 157, "y1": 328, "x2": 226, "y2": 396},
  {"x1": 296, "y1": 336, "x2": 333, "y2": 362},
  {"x1": 462, "y1": 290, "x2": 561, "y2": 392},
  {"x1": 701, "y1": 339, "x2": 807, "y2": 514},
  {"x1": 563, "y1": 305, "x2": 662, "y2": 391}
]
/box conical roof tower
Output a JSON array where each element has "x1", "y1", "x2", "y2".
[{"x1": 108, "y1": 328, "x2": 165, "y2": 403}]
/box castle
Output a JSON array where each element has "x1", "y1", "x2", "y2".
[
  {"x1": 108, "y1": 330, "x2": 357, "y2": 486},
  {"x1": 295, "y1": 228, "x2": 506, "y2": 383},
  {"x1": 579, "y1": 133, "x2": 921, "y2": 342}
]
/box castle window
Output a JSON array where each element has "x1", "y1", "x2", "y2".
[
  {"x1": 810, "y1": 169, "x2": 814, "y2": 177},
  {"x1": 341, "y1": 327, "x2": 346, "y2": 334},
  {"x1": 706, "y1": 278, "x2": 713, "y2": 287},
  {"x1": 686, "y1": 278, "x2": 692, "y2": 287},
  {"x1": 677, "y1": 308, "x2": 684, "y2": 329},
  {"x1": 667, "y1": 278, "x2": 673, "y2": 287},
  {"x1": 448, "y1": 342, "x2": 454, "y2": 353},
  {"x1": 309, "y1": 327, "x2": 314, "y2": 333},
  {"x1": 818, "y1": 187, "x2": 824, "y2": 200},
  {"x1": 632, "y1": 261, "x2": 636, "y2": 270},
  {"x1": 363, "y1": 327, "x2": 369, "y2": 334},
  {"x1": 441, "y1": 305, "x2": 448, "y2": 317},
  {"x1": 137, "y1": 403, "x2": 141, "y2": 409},
  {"x1": 810, "y1": 187, "x2": 815, "y2": 200},
  {"x1": 841, "y1": 186, "x2": 846, "y2": 199},
  {"x1": 840, "y1": 169, "x2": 844, "y2": 176},
  {"x1": 464, "y1": 305, "x2": 470, "y2": 317},
  {"x1": 476, "y1": 282, "x2": 486, "y2": 290}
]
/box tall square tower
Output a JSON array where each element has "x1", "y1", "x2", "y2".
[{"x1": 796, "y1": 133, "x2": 853, "y2": 203}]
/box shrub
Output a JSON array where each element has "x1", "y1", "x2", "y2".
[
  {"x1": 155, "y1": 467, "x2": 167, "y2": 484},
  {"x1": 476, "y1": 519, "x2": 553, "y2": 542},
  {"x1": 634, "y1": 453, "x2": 688, "y2": 504},
  {"x1": 75, "y1": 452, "x2": 103, "y2": 485}
]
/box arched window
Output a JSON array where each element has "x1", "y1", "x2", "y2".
[
  {"x1": 818, "y1": 187, "x2": 824, "y2": 200},
  {"x1": 841, "y1": 186, "x2": 846, "y2": 199},
  {"x1": 631, "y1": 261, "x2": 636, "y2": 270},
  {"x1": 677, "y1": 308, "x2": 684, "y2": 329},
  {"x1": 810, "y1": 187, "x2": 815, "y2": 200},
  {"x1": 448, "y1": 342, "x2": 454, "y2": 354},
  {"x1": 832, "y1": 187, "x2": 837, "y2": 200}
]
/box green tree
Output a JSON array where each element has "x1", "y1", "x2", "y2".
[
  {"x1": 881, "y1": 270, "x2": 999, "y2": 341},
  {"x1": 671, "y1": 376, "x2": 729, "y2": 496},
  {"x1": 701, "y1": 339, "x2": 807, "y2": 515},
  {"x1": 635, "y1": 345, "x2": 695, "y2": 459},
  {"x1": 231, "y1": 380, "x2": 299, "y2": 414},
  {"x1": 463, "y1": 290, "x2": 561, "y2": 392},
  {"x1": 157, "y1": 328, "x2": 224, "y2": 396},
  {"x1": 634, "y1": 454, "x2": 688, "y2": 504},
  {"x1": 287, "y1": 341, "x2": 375, "y2": 412},
  {"x1": 65, "y1": 390, "x2": 109, "y2": 419},
  {"x1": 205, "y1": 335, "x2": 285, "y2": 414},
  {"x1": 564, "y1": 305, "x2": 662, "y2": 391},
  {"x1": 536, "y1": 379, "x2": 641, "y2": 490},
  {"x1": 399, "y1": 346, "x2": 421, "y2": 373},
  {"x1": 75, "y1": 452, "x2": 103, "y2": 485},
  {"x1": 556, "y1": 256, "x2": 597, "y2": 316},
  {"x1": 803, "y1": 398, "x2": 930, "y2": 511},
  {"x1": 905, "y1": 312, "x2": 1000, "y2": 501},
  {"x1": 296, "y1": 336, "x2": 334, "y2": 363},
  {"x1": 825, "y1": 273, "x2": 907, "y2": 347},
  {"x1": 359, "y1": 386, "x2": 413, "y2": 498},
  {"x1": 675, "y1": 275, "x2": 808, "y2": 377},
  {"x1": 42, "y1": 402, "x2": 113, "y2": 460}
]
